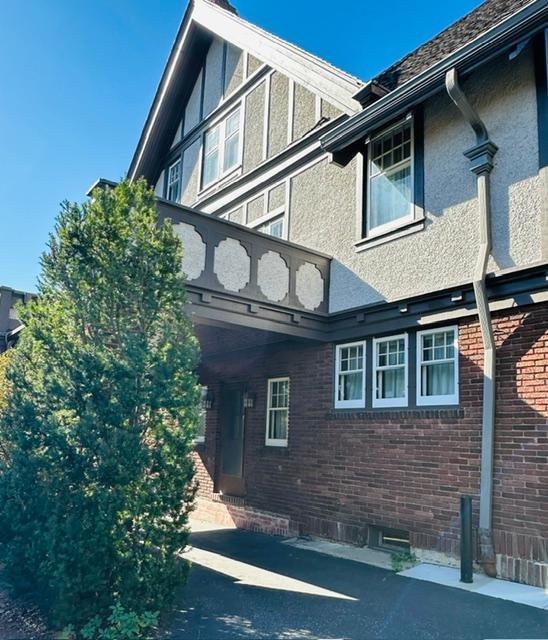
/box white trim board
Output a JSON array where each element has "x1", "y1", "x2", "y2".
[{"x1": 399, "y1": 564, "x2": 548, "y2": 610}]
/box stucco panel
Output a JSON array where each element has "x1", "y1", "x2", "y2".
[
  {"x1": 243, "y1": 82, "x2": 265, "y2": 173},
  {"x1": 203, "y1": 38, "x2": 224, "y2": 118},
  {"x1": 321, "y1": 99, "x2": 342, "y2": 122},
  {"x1": 181, "y1": 139, "x2": 200, "y2": 206},
  {"x1": 227, "y1": 206, "x2": 244, "y2": 224},
  {"x1": 224, "y1": 44, "x2": 244, "y2": 98},
  {"x1": 247, "y1": 54, "x2": 263, "y2": 77},
  {"x1": 291, "y1": 51, "x2": 543, "y2": 313},
  {"x1": 257, "y1": 251, "x2": 289, "y2": 302},
  {"x1": 247, "y1": 195, "x2": 265, "y2": 223},
  {"x1": 174, "y1": 223, "x2": 206, "y2": 281},
  {"x1": 184, "y1": 71, "x2": 202, "y2": 136},
  {"x1": 268, "y1": 183, "x2": 285, "y2": 211},
  {"x1": 293, "y1": 84, "x2": 316, "y2": 141},
  {"x1": 268, "y1": 72, "x2": 289, "y2": 159},
  {"x1": 155, "y1": 170, "x2": 165, "y2": 197}
]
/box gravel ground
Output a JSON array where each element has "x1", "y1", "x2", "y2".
[{"x1": 0, "y1": 574, "x2": 51, "y2": 640}]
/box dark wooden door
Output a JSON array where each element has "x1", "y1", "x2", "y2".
[{"x1": 218, "y1": 384, "x2": 246, "y2": 496}]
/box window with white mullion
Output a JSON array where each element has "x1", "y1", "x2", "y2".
[
  {"x1": 335, "y1": 341, "x2": 366, "y2": 409},
  {"x1": 373, "y1": 334, "x2": 408, "y2": 408},
  {"x1": 167, "y1": 159, "x2": 181, "y2": 202},
  {"x1": 266, "y1": 377, "x2": 290, "y2": 446},
  {"x1": 417, "y1": 326, "x2": 459, "y2": 405},
  {"x1": 201, "y1": 107, "x2": 241, "y2": 189},
  {"x1": 367, "y1": 119, "x2": 414, "y2": 235}
]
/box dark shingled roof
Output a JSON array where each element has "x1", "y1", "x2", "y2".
[
  {"x1": 208, "y1": 0, "x2": 237, "y2": 15},
  {"x1": 373, "y1": 0, "x2": 534, "y2": 91}
]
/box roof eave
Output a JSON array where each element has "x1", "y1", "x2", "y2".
[{"x1": 322, "y1": 0, "x2": 548, "y2": 153}]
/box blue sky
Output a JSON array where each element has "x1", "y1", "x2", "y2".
[{"x1": 0, "y1": 0, "x2": 479, "y2": 292}]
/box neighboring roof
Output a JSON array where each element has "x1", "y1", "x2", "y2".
[
  {"x1": 373, "y1": 0, "x2": 536, "y2": 91},
  {"x1": 128, "y1": 0, "x2": 364, "y2": 183}
]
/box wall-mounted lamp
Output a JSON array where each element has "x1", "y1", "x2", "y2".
[
  {"x1": 243, "y1": 392, "x2": 256, "y2": 409},
  {"x1": 201, "y1": 389, "x2": 215, "y2": 410}
]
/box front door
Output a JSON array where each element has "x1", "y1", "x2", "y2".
[{"x1": 218, "y1": 384, "x2": 246, "y2": 496}]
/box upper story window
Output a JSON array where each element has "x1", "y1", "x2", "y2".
[
  {"x1": 416, "y1": 326, "x2": 459, "y2": 405},
  {"x1": 201, "y1": 107, "x2": 242, "y2": 189},
  {"x1": 373, "y1": 334, "x2": 408, "y2": 408},
  {"x1": 167, "y1": 160, "x2": 181, "y2": 202},
  {"x1": 335, "y1": 341, "x2": 365, "y2": 409},
  {"x1": 368, "y1": 120, "x2": 413, "y2": 234},
  {"x1": 259, "y1": 216, "x2": 284, "y2": 239},
  {"x1": 359, "y1": 110, "x2": 424, "y2": 246},
  {"x1": 266, "y1": 377, "x2": 290, "y2": 447}
]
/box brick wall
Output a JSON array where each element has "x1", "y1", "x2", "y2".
[{"x1": 193, "y1": 302, "x2": 548, "y2": 587}]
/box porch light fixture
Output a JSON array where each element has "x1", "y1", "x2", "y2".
[
  {"x1": 201, "y1": 389, "x2": 215, "y2": 410},
  {"x1": 243, "y1": 392, "x2": 256, "y2": 409}
]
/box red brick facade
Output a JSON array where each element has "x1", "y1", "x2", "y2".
[{"x1": 192, "y1": 303, "x2": 548, "y2": 588}]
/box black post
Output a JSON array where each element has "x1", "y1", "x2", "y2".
[{"x1": 460, "y1": 495, "x2": 473, "y2": 583}]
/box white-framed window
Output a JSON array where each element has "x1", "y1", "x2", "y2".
[
  {"x1": 335, "y1": 341, "x2": 366, "y2": 409},
  {"x1": 416, "y1": 326, "x2": 459, "y2": 406},
  {"x1": 167, "y1": 159, "x2": 181, "y2": 202},
  {"x1": 373, "y1": 334, "x2": 408, "y2": 408},
  {"x1": 195, "y1": 386, "x2": 208, "y2": 444},
  {"x1": 266, "y1": 377, "x2": 289, "y2": 447},
  {"x1": 201, "y1": 107, "x2": 242, "y2": 189},
  {"x1": 259, "y1": 215, "x2": 284, "y2": 238},
  {"x1": 367, "y1": 119, "x2": 413, "y2": 235}
]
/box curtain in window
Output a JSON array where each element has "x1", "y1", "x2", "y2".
[
  {"x1": 340, "y1": 372, "x2": 362, "y2": 401},
  {"x1": 370, "y1": 165, "x2": 412, "y2": 228},
  {"x1": 424, "y1": 363, "x2": 454, "y2": 396}
]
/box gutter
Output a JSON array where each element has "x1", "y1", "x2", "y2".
[
  {"x1": 445, "y1": 68, "x2": 498, "y2": 577},
  {"x1": 321, "y1": 0, "x2": 548, "y2": 154}
]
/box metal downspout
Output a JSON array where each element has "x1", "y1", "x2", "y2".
[{"x1": 445, "y1": 68, "x2": 499, "y2": 576}]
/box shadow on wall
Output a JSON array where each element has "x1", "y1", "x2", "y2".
[
  {"x1": 192, "y1": 305, "x2": 547, "y2": 580},
  {"x1": 329, "y1": 260, "x2": 385, "y2": 311}
]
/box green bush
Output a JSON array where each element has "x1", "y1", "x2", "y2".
[
  {"x1": 0, "y1": 179, "x2": 200, "y2": 631},
  {"x1": 391, "y1": 550, "x2": 417, "y2": 572}
]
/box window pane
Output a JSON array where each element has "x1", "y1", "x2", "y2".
[
  {"x1": 196, "y1": 387, "x2": 208, "y2": 440},
  {"x1": 223, "y1": 132, "x2": 239, "y2": 171},
  {"x1": 168, "y1": 181, "x2": 180, "y2": 202},
  {"x1": 269, "y1": 409, "x2": 288, "y2": 440},
  {"x1": 377, "y1": 367, "x2": 405, "y2": 399},
  {"x1": 225, "y1": 109, "x2": 240, "y2": 136},
  {"x1": 203, "y1": 149, "x2": 219, "y2": 186},
  {"x1": 369, "y1": 163, "x2": 411, "y2": 229},
  {"x1": 423, "y1": 362, "x2": 454, "y2": 396},
  {"x1": 204, "y1": 126, "x2": 219, "y2": 154},
  {"x1": 339, "y1": 372, "x2": 363, "y2": 401}
]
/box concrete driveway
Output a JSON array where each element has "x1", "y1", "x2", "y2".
[{"x1": 166, "y1": 525, "x2": 548, "y2": 640}]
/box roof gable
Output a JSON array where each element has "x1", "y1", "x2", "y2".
[{"x1": 129, "y1": 0, "x2": 363, "y2": 183}]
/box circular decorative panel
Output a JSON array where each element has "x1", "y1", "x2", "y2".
[
  {"x1": 173, "y1": 223, "x2": 206, "y2": 281},
  {"x1": 296, "y1": 262, "x2": 324, "y2": 310},
  {"x1": 258, "y1": 251, "x2": 289, "y2": 302},
  {"x1": 214, "y1": 238, "x2": 250, "y2": 292}
]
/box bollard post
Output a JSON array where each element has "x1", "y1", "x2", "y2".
[{"x1": 460, "y1": 495, "x2": 473, "y2": 583}]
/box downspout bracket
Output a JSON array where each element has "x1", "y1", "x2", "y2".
[{"x1": 464, "y1": 141, "x2": 499, "y2": 175}]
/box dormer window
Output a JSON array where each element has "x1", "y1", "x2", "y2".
[
  {"x1": 201, "y1": 107, "x2": 242, "y2": 189},
  {"x1": 167, "y1": 159, "x2": 181, "y2": 202}
]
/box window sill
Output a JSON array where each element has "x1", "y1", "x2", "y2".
[
  {"x1": 197, "y1": 165, "x2": 243, "y2": 200},
  {"x1": 355, "y1": 216, "x2": 425, "y2": 252},
  {"x1": 328, "y1": 407, "x2": 464, "y2": 420}
]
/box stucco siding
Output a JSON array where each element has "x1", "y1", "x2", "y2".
[
  {"x1": 247, "y1": 54, "x2": 263, "y2": 77},
  {"x1": 268, "y1": 72, "x2": 289, "y2": 158},
  {"x1": 243, "y1": 81, "x2": 265, "y2": 173},
  {"x1": 202, "y1": 38, "x2": 224, "y2": 118},
  {"x1": 247, "y1": 194, "x2": 265, "y2": 223},
  {"x1": 224, "y1": 43, "x2": 244, "y2": 98},
  {"x1": 184, "y1": 71, "x2": 202, "y2": 136},
  {"x1": 268, "y1": 183, "x2": 285, "y2": 211},
  {"x1": 321, "y1": 99, "x2": 342, "y2": 122},
  {"x1": 181, "y1": 139, "x2": 201, "y2": 206},
  {"x1": 293, "y1": 84, "x2": 316, "y2": 141},
  {"x1": 289, "y1": 51, "x2": 543, "y2": 313}
]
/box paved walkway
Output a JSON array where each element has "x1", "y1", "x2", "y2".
[{"x1": 167, "y1": 525, "x2": 548, "y2": 639}]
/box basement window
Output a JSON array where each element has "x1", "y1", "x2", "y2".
[{"x1": 369, "y1": 526, "x2": 410, "y2": 552}]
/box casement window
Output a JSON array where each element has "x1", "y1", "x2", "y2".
[
  {"x1": 266, "y1": 378, "x2": 290, "y2": 446},
  {"x1": 202, "y1": 107, "x2": 242, "y2": 188},
  {"x1": 373, "y1": 334, "x2": 408, "y2": 408},
  {"x1": 167, "y1": 160, "x2": 181, "y2": 202},
  {"x1": 195, "y1": 386, "x2": 208, "y2": 444},
  {"x1": 259, "y1": 215, "x2": 284, "y2": 238},
  {"x1": 417, "y1": 326, "x2": 459, "y2": 405},
  {"x1": 335, "y1": 342, "x2": 366, "y2": 409}
]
